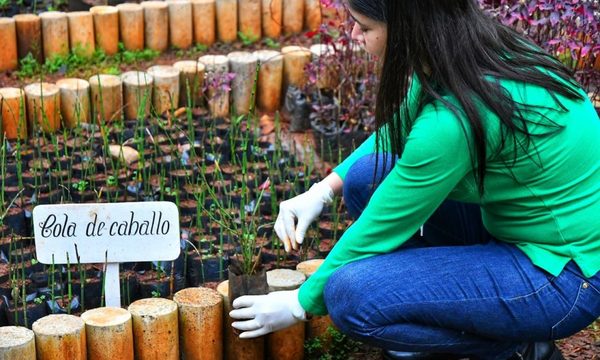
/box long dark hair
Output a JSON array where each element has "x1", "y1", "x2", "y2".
[{"x1": 347, "y1": 0, "x2": 584, "y2": 194}]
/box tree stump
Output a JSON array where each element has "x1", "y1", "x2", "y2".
[
  {"x1": 0, "y1": 18, "x2": 18, "y2": 72},
  {"x1": 238, "y1": 0, "x2": 261, "y2": 42},
  {"x1": 266, "y1": 269, "x2": 306, "y2": 360},
  {"x1": 80, "y1": 307, "x2": 134, "y2": 360},
  {"x1": 121, "y1": 71, "x2": 154, "y2": 120},
  {"x1": 142, "y1": 1, "x2": 169, "y2": 52},
  {"x1": 0, "y1": 87, "x2": 27, "y2": 140},
  {"x1": 13, "y1": 14, "x2": 43, "y2": 63},
  {"x1": 215, "y1": 0, "x2": 237, "y2": 43},
  {"x1": 67, "y1": 12, "x2": 95, "y2": 58},
  {"x1": 304, "y1": 0, "x2": 322, "y2": 32},
  {"x1": 296, "y1": 259, "x2": 335, "y2": 341},
  {"x1": 116, "y1": 3, "x2": 145, "y2": 51},
  {"x1": 39, "y1": 11, "x2": 69, "y2": 61},
  {"x1": 0, "y1": 326, "x2": 36, "y2": 360},
  {"x1": 23, "y1": 82, "x2": 61, "y2": 134},
  {"x1": 217, "y1": 280, "x2": 265, "y2": 360},
  {"x1": 167, "y1": 0, "x2": 193, "y2": 50},
  {"x1": 191, "y1": 0, "x2": 216, "y2": 47},
  {"x1": 173, "y1": 287, "x2": 223, "y2": 360},
  {"x1": 199, "y1": 54, "x2": 230, "y2": 118},
  {"x1": 281, "y1": 45, "x2": 311, "y2": 93},
  {"x1": 90, "y1": 6, "x2": 119, "y2": 56},
  {"x1": 173, "y1": 60, "x2": 205, "y2": 108},
  {"x1": 283, "y1": 0, "x2": 304, "y2": 35},
  {"x1": 147, "y1": 65, "x2": 181, "y2": 116},
  {"x1": 128, "y1": 298, "x2": 179, "y2": 360},
  {"x1": 227, "y1": 51, "x2": 257, "y2": 115},
  {"x1": 32, "y1": 314, "x2": 86, "y2": 360},
  {"x1": 261, "y1": 0, "x2": 282, "y2": 39},
  {"x1": 89, "y1": 74, "x2": 123, "y2": 124},
  {"x1": 56, "y1": 78, "x2": 91, "y2": 128},
  {"x1": 254, "y1": 49, "x2": 283, "y2": 113},
  {"x1": 310, "y1": 43, "x2": 339, "y2": 90}
]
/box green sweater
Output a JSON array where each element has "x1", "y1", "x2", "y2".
[{"x1": 298, "y1": 76, "x2": 600, "y2": 315}]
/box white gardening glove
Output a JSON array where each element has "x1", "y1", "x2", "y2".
[
  {"x1": 274, "y1": 182, "x2": 334, "y2": 252},
  {"x1": 229, "y1": 289, "x2": 306, "y2": 338}
]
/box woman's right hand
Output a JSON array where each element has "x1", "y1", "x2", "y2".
[{"x1": 274, "y1": 182, "x2": 334, "y2": 252}]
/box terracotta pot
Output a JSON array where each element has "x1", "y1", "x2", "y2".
[
  {"x1": 261, "y1": 0, "x2": 282, "y2": 39},
  {"x1": 13, "y1": 14, "x2": 43, "y2": 63},
  {"x1": 116, "y1": 3, "x2": 145, "y2": 51},
  {"x1": 23, "y1": 82, "x2": 61, "y2": 133},
  {"x1": 304, "y1": 0, "x2": 321, "y2": 32},
  {"x1": 227, "y1": 51, "x2": 258, "y2": 115},
  {"x1": 217, "y1": 280, "x2": 265, "y2": 360},
  {"x1": 191, "y1": 0, "x2": 216, "y2": 46},
  {"x1": 0, "y1": 326, "x2": 36, "y2": 360},
  {"x1": 128, "y1": 298, "x2": 179, "y2": 360},
  {"x1": 173, "y1": 60, "x2": 205, "y2": 108},
  {"x1": 142, "y1": 1, "x2": 169, "y2": 52},
  {"x1": 56, "y1": 78, "x2": 91, "y2": 128},
  {"x1": 88, "y1": 74, "x2": 123, "y2": 124},
  {"x1": 254, "y1": 49, "x2": 283, "y2": 112},
  {"x1": 39, "y1": 11, "x2": 69, "y2": 61},
  {"x1": 67, "y1": 12, "x2": 95, "y2": 58},
  {"x1": 167, "y1": 0, "x2": 193, "y2": 49},
  {"x1": 147, "y1": 65, "x2": 181, "y2": 115},
  {"x1": 0, "y1": 87, "x2": 27, "y2": 140},
  {"x1": 281, "y1": 45, "x2": 311, "y2": 92},
  {"x1": 81, "y1": 307, "x2": 134, "y2": 360},
  {"x1": 215, "y1": 0, "x2": 237, "y2": 43},
  {"x1": 32, "y1": 314, "x2": 86, "y2": 360},
  {"x1": 89, "y1": 6, "x2": 119, "y2": 56},
  {"x1": 0, "y1": 18, "x2": 18, "y2": 72},
  {"x1": 238, "y1": 0, "x2": 261, "y2": 42},
  {"x1": 121, "y1": 71, "x2": 153, "y2": 120},
  {"x1": 283, "y1": 0, "x2": 304, "y2": 35},
  {"x1": 173, "y1": 287, "x2": 223, "y2": 360}
]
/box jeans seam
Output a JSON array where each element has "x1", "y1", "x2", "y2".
[{"x1": 551, "y1": 282, "x2": 583, "y2": 338}]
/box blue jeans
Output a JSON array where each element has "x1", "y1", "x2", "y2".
[{"x1": 325, "y1": 154, "x2": 600, "y2": 360}]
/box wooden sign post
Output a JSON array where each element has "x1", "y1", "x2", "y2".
[{"x1": 33, "y1": 202, "x2": 181, "y2": 307}]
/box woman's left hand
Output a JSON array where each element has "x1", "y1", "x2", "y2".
[{"x1": 230, "y1": 289, "x2": 307, "y2": 338}]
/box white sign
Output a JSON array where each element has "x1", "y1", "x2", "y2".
[{"x1": 33, "y1": 202, "x2": 181, "y2": 307}]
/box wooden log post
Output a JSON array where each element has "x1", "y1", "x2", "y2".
[
  {"x1": 296, "y1": 259, "x2": 335, "y2": 341},
  {"x1": 191, "y1": 0, "x2": 216, "y2": 47},
  {"x1": 173, "y1": 287, "x2": 223, "y2": 360},
  {"x1": 266, "y1": 269, "x2": 306, "y2": 360},
  {"x1": 90, "y1": 6, "x2": 119, "y2": 56},
  {"x1": 32, "y1": 314, "x2": 86, "y2": 360},
  {"x1": 67, "y1": 12, "x2": 95, "y2": 58},
  {"x1": 121, "y1": 71, "x2": 154, "y2": 120},
  {"x1": 23, "y1": 82, "x2": 61, "y2": 134},
  {"x1": 310, "y1": 43, "x2": 339, "y2": 90},
  {"x1": 238, "y1": 0, "x2": 261, "y2": 43},
  {"x1": 283, "y1": 0, "x2": 304, "y2": 35},
  {"x1": 227, "y1": 51, "x2": 257, "y2": 115},
  {"x1": 215, "y1": 0, "x2": 237, "y2": 43},
  {"x1": 173, "y1": 60, "x2": 205, "y2": 108},
  {"x1": 0, "y1": 18, "x2": 18, "y2": 72},
  {"x1": 0, "y1": 326, "x2": 36, "y2": 360},
  {"x1": 142, "y1": 1, "x2": 169, "y2": 52},
  {"x1": 116, "y1": 3, "x2": 145, "y2": 51},
  {"x1": 39, "y1": 11, "x2": 69, "y2": 61},
  {"x1": 281, "y1": 45, "x2": 311, "y2": 93},
  {"x1": 13, "y1": 14, "x2": 43, "y2": 63},
  {"x1": 147, "y1": 65, "x2": 181, "y2": 116},
  {"x1": 0, "y1": 87, "x2": 27, "y2": 140},
  {"x1": 128, "y1": 298, "x2": 179, "y2": 360},
  {"x1": 89, "y1": 74, "x2": 123, "y2": 124},
  {"x1": 304, "y1": 0, "x2": 322, "y2": 32},
  {"x1": 81, "y1": 307, "x2": 134, "y2": 360},
  {"x1": 261, "y1": 0, "x2": 282, "y2": 39},
  {"x1": 254, "y1": 49, "x2": 283, "y2": 113},
  {"x1": 199, "y1": 54, "x2": 230, "y2": 118},
  {"x1": 56, "y1": 78, "x2": 91, "y2": 128},
  {"x1": 167, "y1": 0, "x2": 193, "y2": 50},
  {"x1": 217, "y1": 280, "x2": 265, "y2": 360}
]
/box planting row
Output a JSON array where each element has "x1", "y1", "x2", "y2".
[
  {"x1": 0, "y1": 0, "x2": 327, "y2": 72},
  {"x1": 0, "y1": 264, "x2": 335, "y2": 360}
]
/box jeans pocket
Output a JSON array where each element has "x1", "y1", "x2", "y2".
[{"x1": 551, "y1": 280, "x2": 600, "y2": 339}]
